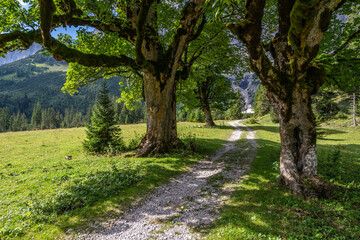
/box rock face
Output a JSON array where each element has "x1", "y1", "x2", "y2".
[
  {"x1": 231, "y1": 73, "x2": 260, "y2": 113},
  {"x1": 0, "y1": 44, "x2": 42, "y2": 66}
]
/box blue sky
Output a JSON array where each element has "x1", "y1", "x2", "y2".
[
  {"x1": 18, "y1": 0, "x2": 79, "y2": 38},
  {"x1": 51, "y1": 27, "x2": 79, "y2": 38}
]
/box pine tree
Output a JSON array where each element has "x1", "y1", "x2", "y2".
[
  {"x1": 85, "y1": 105, "x2": 93, "y2": 124},
  {"x1": 31, "y1": 102, "x2": 42, "y2": 129},
  {"x1": 0, "y1": 108, "x2": 10, "y2": 132},
  {"x1": 83, "y1": 81, "x2": 124, "y2": 154},
  {"x1": 19, "y1": 113, "x2": 28, "y2": 131},
  {"x1": 11, "y1": 111, "x2": 22, "y2": 131},
  {"x1": 40, "y1": 109, "x2": 48, "y2": 129}
]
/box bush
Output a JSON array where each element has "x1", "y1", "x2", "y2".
[{"x1": 246, "y1": 118, "x2": 259, "y2": 124}]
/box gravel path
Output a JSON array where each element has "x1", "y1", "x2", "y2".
[{"x1": 75, "y1": 121, "x2": 256, "y2": 240}]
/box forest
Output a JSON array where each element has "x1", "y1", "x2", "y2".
[{"x1": 0, "y1": 0, "x2": 359, "y2": 239}]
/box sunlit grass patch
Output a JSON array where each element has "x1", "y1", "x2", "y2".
[
  {"x1": 0, "y1": 121, "x2": 233, "y2": 239},
  {"x1": 206, "y1": 115, "x2": 360, "y2": 239}
]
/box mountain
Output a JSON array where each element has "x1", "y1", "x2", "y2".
[
  {"x1": 0, "y1": 48, "x2": 260, "y2": 118},
  {"x1": 0, "y1": 44, "x2": 42, "y2": 66},
  {"x1": 0, "y1": 52, "x2": 122, "y2": 117},
  {"x1": 231, "y1": 73, "x2": 260, "y2": 113}
]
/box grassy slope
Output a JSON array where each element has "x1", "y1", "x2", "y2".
[
  {"x1": 0, "y1": 53, "x2": 121, "y2": 116},
  {"x1": 0, "y1": 122, "x2": 233, "y2": 239},
  {"x1": 206, "y1": 115, "x2": 360, "y2": 240}
]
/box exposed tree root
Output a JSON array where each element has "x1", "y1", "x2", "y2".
[
  {"x1": 204, "y1": 121, "x2": 216, "y2": 127},
  {"x1": 278, "y1": 175, "x2": 332, "y2": 199},
  {"x1": 135, "y1": 137, "x2": 184, "y2": 157}
]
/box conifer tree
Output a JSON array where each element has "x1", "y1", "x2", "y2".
[
  {"x1": 0, "y1": 108, "x2": 10, "y2": 132},
  {"x1": 31, "y1": 102, "x2": 42, "y2": 129},
  {"x1": 83, "y1": 81, "x2": 124, "y2": 154},
  {"x1": 119, "y1": 105, "x2": 128, "y2": 124}
]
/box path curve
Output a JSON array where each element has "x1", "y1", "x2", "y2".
[{"x1": 75, "y1": 121, "x2": 256, "y2": 240}]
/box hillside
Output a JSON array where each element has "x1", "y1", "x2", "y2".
[
  {"x1": 0, "y1": 44, "x2": 42, "y2": 66},
  {"x1": 0, "y1": 52, "x2": 122, "y2": 117}
]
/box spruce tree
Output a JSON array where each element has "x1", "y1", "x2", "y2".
[
  {"x1": 31, "y1": 102, "x2": 42, "y2": 129},
  {"x1": 83, "y1": 81, "x2": 124, "y2": 154},
  {"x1": 0, "y1": 108, "x2": 10, "y2": 132}
]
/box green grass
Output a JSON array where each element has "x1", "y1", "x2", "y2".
[
  {"x1": 206, "y1": 115, "x2": 360, "y2": 240},
  {"x1": 0, "y1": 121, "x2": 233, "y2": 239},
  {"x1": 34, "y1": 63, "x2": 68, "y2": 72}
]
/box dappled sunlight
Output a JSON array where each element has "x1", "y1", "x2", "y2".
[
  {"x1": 206, "y1": 118, "x2": 360, "y2": 239},
  {"x1": 0, "y1": 122, "x2": 235, "y2": 238}
]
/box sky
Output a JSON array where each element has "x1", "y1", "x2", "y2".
[{"x1": 18, "y1": 0, "x2": 79, "y2": 38}]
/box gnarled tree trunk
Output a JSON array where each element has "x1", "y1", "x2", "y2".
[
  {"x1": 226, "y1": 0, "x2": 345, "y2": 197},
  {"x1": 202, "y1": 105, "x2": 215, "y2": 127},
  {"x1": 198, "y1": 77, "x2": 215, "y2": 127},
  {"x1": 268, "y1": 87, "x2": 317, "y2": 195},
  {"x1": 136, "y1": 72, "x2": 181, "y2": 156}
]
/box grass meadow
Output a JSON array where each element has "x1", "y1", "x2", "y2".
[
  {"x1": 1, "y1": 117, "x2": 360, "y2": 239},
  {"x1": 205, "y1": 115, "x2": 360, "y2": 239},
  {"x1": 0, "y1": 121, "x2": 233, "y2": 239}
]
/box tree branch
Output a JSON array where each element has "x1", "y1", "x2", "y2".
[
  {"x1": 50, "y1": 37, "x2": 140, "y2": 69},
  {"x1": 135, "y1": 0, "x2": 155, "y2": 66},
  {"x1": 277, "y1": 0, "x2": 295, "y2": 36},
  {"x1": 331, "y1": 28, "x2": 360, "y2": 56},
  {"x1": 0, "y1": 30, "x2": 42, "y2": 52},
  {"x1": 166, "y1": 0, "x2": 205, "y2": 69},
  {"x1": 226, "y1": 0, "x2": 276, "y2": 91},
  {"x1": 188, "y1": 14, "x2": 207, "y2": 42},
  {"x1": 53, "y1": 15, "x2": 136, "y2": 41},
  {"x1": 39, "y1": 0, "x2": 57, "y2": 48},
  {"x1": 0, "y1": 29, "x2": 139, "y2": 70}
]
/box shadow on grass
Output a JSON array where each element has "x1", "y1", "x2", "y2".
[
  {"x1": 317, "y1": 138, "x2": 344, "y2": 141},
  {"x1": 247, "y1": 124, "x2": 347, "y2": 136},
  {"x1": 211, "y1": 125, "x2": 235, "y2": 130},
  {"x1": 29, "y1": 137, "x2": 229, "y2": 234},
  {"x1": 26, "y1": 134, "x2": 360, "y2": 239},
  {"x1": 206, "y1": 138, "x2": 360, "y2": 239},
  {"x1": 317, "y1": 128, "x2": 346, "y2": 135},
  {"x1": 246, "y1": 125, "x2": 280, "y2": 133}
]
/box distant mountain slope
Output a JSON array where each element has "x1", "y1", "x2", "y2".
[
  {"x1": 0, "y1": 49, "x2": 260, "y2": 117},
  {"x1": 230, "y1": 73, "x2": 260, "y2": 112},
  {"x1": 0, "y1": 44, "x2": 42, "y2": 66},
  {"x1": 0, "y1": 52, "x2": 122, "y2": 117}
]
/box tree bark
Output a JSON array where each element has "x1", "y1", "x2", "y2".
[
  {"x1": 136, "y1": 72, "x2": 181, "y2": 156},
  {"x1": 268, "y1": 87, "x2": 318, "y2": 195},
  {"x1": 353, "y1": 92, "x2": 357, "y2": 127},
  {"x1": 198, "y1": 80, "x2": 216, "y2": 127},
  {"x1": 203, "y1": 105, "x2": 215, "y2": 127}
]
